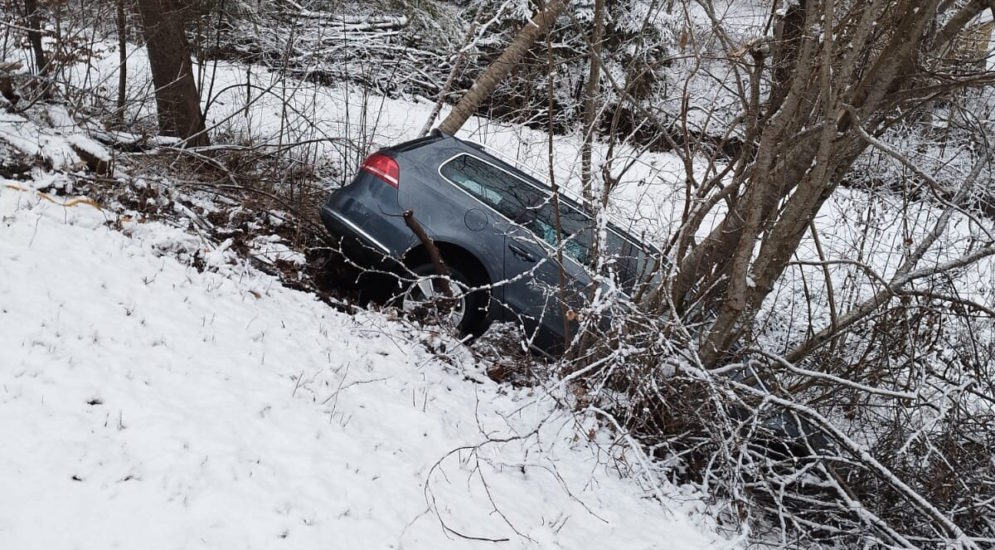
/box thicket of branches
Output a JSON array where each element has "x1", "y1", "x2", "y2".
[
  {"x1": 4, "y1": 0, "x2": 995, "y2": 547},
  {"x1": 563, "y1": 1, "x2": 995, "y2": 546}
]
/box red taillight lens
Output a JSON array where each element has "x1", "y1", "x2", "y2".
[{"x1": 361, "y1": 153, "x2": 400, "y2": 188}]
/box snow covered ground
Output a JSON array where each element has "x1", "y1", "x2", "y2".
[
  {"x1": 0, "y1": 182, "x2": 733, "y2": 548},
  {"x1": 4, "y1": 28, "x2": 990, "y2": 547}
]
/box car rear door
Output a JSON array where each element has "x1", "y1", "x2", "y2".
[{"x1": 438, "y1": 154, "x2": 591, "y2": 350}]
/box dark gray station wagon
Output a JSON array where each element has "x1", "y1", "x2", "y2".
[{"x1": 320, "y1": 131, "x2": 660, "y2": 352}]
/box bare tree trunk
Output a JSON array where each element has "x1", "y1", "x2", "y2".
[
  {"x1": 419, "y1": 54, "x2": 466, "y2": 138},
  {"x1": 116, "y1": 0, "x2": 128, "y2": 124},
  {"x1": 136, "y1": 0, "x2": 209, "y2": 146},
  {"x1": 22, "y1": 0, "x2": 46, "y2": 75},
  {"x1": 580, "y1": 0, "x2": 604, "y2": 204},
  {"x1": 437, "y1": 0, "x2": 570, "y2": 135}
]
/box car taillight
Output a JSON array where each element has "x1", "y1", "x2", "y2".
[{"x1": 361, "y1": 153, "x2": 400, "y2": 188}]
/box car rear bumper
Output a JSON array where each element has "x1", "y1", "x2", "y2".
[
  {"x1": 321, "y1": 206, "x2": 388, "y2": 253},
  {"x1": 320, "y1": 205, "x2": 400, "y2": 268}
]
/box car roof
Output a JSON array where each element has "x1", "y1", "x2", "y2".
[{"x1": 387, "y1": 131, "x2": 660, "y2": 255}]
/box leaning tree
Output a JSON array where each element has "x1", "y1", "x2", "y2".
[{"x1": 560, "y1": 1, "x2": 995, "y2": 545}]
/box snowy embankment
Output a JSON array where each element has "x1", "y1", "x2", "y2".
[{"x1": 0, "y1": 184, "x2": 729, "y2": 548}]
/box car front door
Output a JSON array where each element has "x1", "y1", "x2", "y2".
[
  {"x1": 502, "y1": 223, "x2": 589, "y2": 352},
  {"x1": 501, "y1": 196, "x2": 596, "y2": 352}
]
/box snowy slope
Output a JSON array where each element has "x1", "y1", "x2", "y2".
[{"x1": 0, "y1": 184, "x2": 731, "y2": 549}]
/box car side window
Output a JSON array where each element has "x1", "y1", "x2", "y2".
[
  {"x1": 533, "y1": 204, "x2": 591, "y2": 265},
  {"x1": 441, "y1": 155, "x2": 599, "y2": 264},
  {"x1": 441, "y1": 155, "x2": 544, "y2": 223},
  {"x1": 441, "y1": 154, "x2": 662, "y2": 285}
]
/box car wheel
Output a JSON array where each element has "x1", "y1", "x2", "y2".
[{"x1": 398, "y1": 263, "x2": 490, "y2": 338}]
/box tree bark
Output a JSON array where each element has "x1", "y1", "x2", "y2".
[
  {"x1": 116, "y1": 0, "x2": 128, "y2": 124},
  {"x1": 22, "y1": 0, "x2": 47, "y2": 75},
  {"x1": 437, "y1": 0, "x2": 570, "y2": 135},
  {"x1": 136, "y1": 0, "x2": 209, "y2": 146}
]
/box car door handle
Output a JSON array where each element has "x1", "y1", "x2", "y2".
[{"x1": 508, "y1": 243, "x2": 537, "y2": 263}]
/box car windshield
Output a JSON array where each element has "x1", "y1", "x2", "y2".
[{"x1": 441, "y1": 154, "x2": 661, "y2": 289}]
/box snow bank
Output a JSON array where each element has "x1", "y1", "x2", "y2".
[{"x1": 0, "y1": 183, "x2": 731, "y2": 549}]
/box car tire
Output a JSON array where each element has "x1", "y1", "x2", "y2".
[{"x1": 398, "y1": 263, "x2": 491, "y2": 339}]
